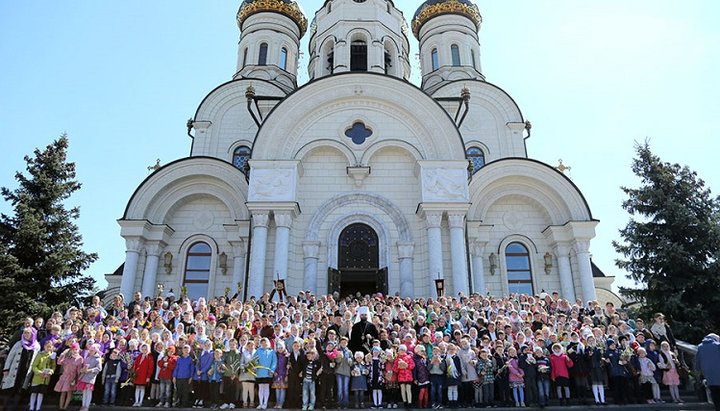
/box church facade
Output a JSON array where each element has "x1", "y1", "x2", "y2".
[{"x1": 108, "y1": 0, "x2": 604, "y2": 303}]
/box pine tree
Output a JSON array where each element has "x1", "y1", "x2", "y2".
[
  {"x1": 613, "y1": 142, "x2": 720, "y2": 343},
  {"x1": 0, "y1": 134, "x2": 97, "y2": 342}
]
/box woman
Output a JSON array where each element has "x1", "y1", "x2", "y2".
[{"x1": 2, "y1": 327, "x2": 41, "y2": 405}]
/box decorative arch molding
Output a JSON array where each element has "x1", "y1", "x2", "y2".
[
  {"x1": 469, "y1": 158, "x2": 593, "y2": 223},
  {"x1": 305, "y1": 192, "x2": 412, "y2": 244},
  {"x1": 497, "y1": 234, "x2": 540, "y2": 296},
  {"x1": 326, "y1": 213, "x2": 391, "y2": 270},
  {"x1": 124, "y1": 157, "x2": 250, "y2": 223},
  {"x1": 464, "y1": 140, "x2": 491, "y2": 156},
  {"x1": 474, "y1": 186, "x2": 560, "y2": 226},
  {"x1": 194, "y1": 78, "x2": 287, "y2": 121},
  {"x1": 432, "y1": 79, "x2": 525, "y2": 123},
  {"x1": 360, "y1": 139, "x2": 425, "y2": 164},
  {"x1": 228, "y1": 139, "x2": 255, "y2": 154},
  {"x1": 252, "y1": 73, "x2": 465, "y2": 161},
  {"x1": 294, "y1": 139, "x2": 358, "y2": 165}
]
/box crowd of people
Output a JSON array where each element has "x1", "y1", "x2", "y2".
[{"x1": 1, "y1": 289, "x2": 718, "y2": 411}]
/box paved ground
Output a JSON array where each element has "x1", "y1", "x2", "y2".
[{"x1": 1, "y1": 404, "x2": 714, "y2": 411}]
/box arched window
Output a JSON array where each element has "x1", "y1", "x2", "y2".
[
  {"x1": 431, "y1": 48, "x2": 439, "y2": 70},
  {"x1": 350, "y1": 40, "x2": 367, "y2": 72},
  {"x1": 466, "y1": 146, "x2": 485, "y2": 175},
  {"x1": 384, "y1": 49, "x2": 392, "y2": 74},
  {"x1": 232, "y1": 146, "x2": 251, "y2": 175},
  {"x1": 451, "y1": 44, "x2": 461, "y2": 66},
  {"x1": 242, "y1": 48, "x2": 248, "y2": 67},
  {"x1": 183, "y1": 242, "x2": 211, "y2": 300},
  {"x1": 258, "y1": 43, "x2": 268, "y2": 65},
  {"x1": 279, "y1": 47, "x2": 288, "y2": 70},
  {"x1": 505, "y1": 242, "x2": 533, "y2": 295}
]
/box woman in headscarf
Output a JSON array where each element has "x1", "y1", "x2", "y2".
[{"x1": 2, "y1": 326, "x2": 41, "y2": 404}]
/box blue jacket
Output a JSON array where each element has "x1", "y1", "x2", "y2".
[
  {"x1": 605, "y1": 348, "x2": 629, "y2": 378},
  {"x1": 194, "y1": 351, "x2": 214, "y2": 381},
  {"x1": 696, "y1": 335, "x2": 720, "y2": 385},
  {"x1": 173, "y1": 355, "x2": 195, "y2": 379},
  {"x1": 255, "y1": 347, "x2": 277, "y2": 379}
]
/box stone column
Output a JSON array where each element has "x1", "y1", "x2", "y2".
[
  {"x1": 397, "y1": 242, "x2": 415, "y2": 297},
  {"x1": 247, "y1": 212, "x2": 270, "y2": 299},
  {"x1": 425, "y1": 211, "x2": 444, "y2": 296},
  {"x1": 554, "y1": 244, "x2": 576, "y2": 301},
  {"x1": 470, "y1": 240, "x2": 487, "y2": 295},
  {"x1": 141, "y1": 241, "x2": 163, "y2": 299},
  {"x1": 448, "y1": 212, "x2": 469, "y2": 296},
  {"x1": 574, "y1": 240, "x2": 597, "y2": 303},
  {"x1": 230, "y1": 240, "x2": 247, "y2": 295},
  {"x1": 120, "y1": 238, "x2": 144, "y2": 301},
  {"x1": 302, "y1": 241, "x2": 320, "y2": 295},
  {"x1": 272, "y1": 212, "x2": 293, "y2": 281}
]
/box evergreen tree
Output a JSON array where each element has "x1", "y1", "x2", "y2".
[
  {"x1": 613, "y1": 142, "x2": 720, "y2": 343},
  {"x1": 0, "y1": 134, "x2": 97, "y2": 342}
]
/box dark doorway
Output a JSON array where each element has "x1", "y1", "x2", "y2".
[
  {"x1": 350, "y1": 41, "x2": 367, "y2": 72},
  {"x1": 328, "y1": 223, "x2": 387, "y2": 297}
]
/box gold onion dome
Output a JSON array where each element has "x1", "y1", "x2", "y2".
[
  {"x1": 237, "y1": 0, "x2": 308, "y2": 37},
  {"x1": 412, "y1": 0, "x2": 482, "y2": 39}
]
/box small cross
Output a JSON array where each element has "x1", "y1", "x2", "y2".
[
  {"x1": 556, "y1": 159, "x2": 571, "y2": 174},
  {"x1": 147, "y1": 158, "x2": 161, "y2": 173}
]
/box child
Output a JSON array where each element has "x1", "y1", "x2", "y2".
[
  {"x1": 507, "y1": 347, "x2": 525, "y2": 407},
  {"x1": 194, "y1": 339, "x2": 214, "y2": 408},
  {"x1": 533, "y1": 347, "x2": 551, "y2": 409},
  {"x1": 208, "y1": 348, "x2": 225, "y2": 408},
  {"x1": 256, "y1": 337, "x2": 277, "y2": 410},
  {"x1": 300, "y1": 349, "x2": 321, "y2": 411},
  {"x1": 221, "y1": 338, "x2": 241, "y2": 410},
  {"x1": 476, "y1": 348, "x2": 495, "y2": 408},
  {"x1": 549, "y1": 343, "x2": 573, "y2": 406},
  {"x1": 413, "y1": 345, "x2": 431, "y2": 409},
  {"x1": 54, "y1": 342, "x2": 84, "y2": 411},
  {"x1": 368, "y1": 347, "x2": 386, "y2": 409},
  {"x1": 77, "y1": 343, "x2": 103, "y2": 411},
  {"x1": 132, "y1": 343, "x2": 155, "y2": 407},
  {"x1": 350, "y1": 351, "x2": 369, "y2": 408},
  {"x1": 272, "y1": 341, "x2": 289, "y2": 409},
  {"x1": 428, "y1": 350, "x2": 446, "y2": 409},
  {"x1": 156, "y1": 345, "x2": 177, "y2": 408},
  {"x1": 518, "y1": 345, "x2": 537, "y2": 407},
  {"x1": 29, "y1": 340, "x2": 56, "y2": 411},
  {"x1": 444, "y1": 344, "x2": 461, "y2": 408},
  {"x1": 636, "y1": 347, "x2": 660, "y2": 404},
  {"x1": 239, "y1": 340, "x2": 257, "y2": 408},
  {"x1": 586, "y1": 336, "x2": 607, "y2": 405},
  {"x1": 394, "y1": 344, "x2": 415, "y2": 408},
  {"x1": 173, "y1": 344, "x2": 195, "y2": 408},
  {"x1": 384, "y1": 349, "x2": 400, "y2": 409},
  {"x1": 658, "y1": 341, "x2": 683, "y2": 404},
  {"x1": 101, "y1": 349, "x2": 122, "y2": 406},
  {"x1": 605, "y1": 339, "x2": 630, "y2": 405}
]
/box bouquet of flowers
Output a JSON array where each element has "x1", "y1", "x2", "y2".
[
  {"x1": 351, "y1": 367, "x2": 361, "y2": 377},
  {"x1": 120, "y1": 351, "x2": 137, "y2": 388},
  {"x1": 538, "y1": 365, "x2": 550, "y2": 374},
  {"x1": 398, "y1": 359, "x2": 408, "y2": 369},
  {"x1": 240, "y1": 355, "x2": 260, "y2": 377},
  {"x1": 226, "y1": 355, "x2": 242, "y2": 377}
]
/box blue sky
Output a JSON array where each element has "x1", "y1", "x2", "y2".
[{"x1": 1, "y1": 1, "x2": 718, "y2": 293}]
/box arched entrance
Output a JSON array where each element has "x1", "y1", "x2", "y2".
[{"x1": 328, "y1": 223, "x2": 387, "y2": 297}]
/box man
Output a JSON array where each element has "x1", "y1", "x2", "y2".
[
  {"x1": 349, "y1": 307, "x2": 378, "y2": 354},
  {"x1": 326, "y1": 311, "x2": 344, "y2": 338},
  {"x1": 696, "y1": 333, "x2": 720, "y2": 411}
]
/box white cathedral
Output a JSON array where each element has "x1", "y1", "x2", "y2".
[{"x1": 107, "y1": 0, "x2": 619, "y2": 305}]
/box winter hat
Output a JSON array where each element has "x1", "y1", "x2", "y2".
[{"x1": 606, "y1": 338, "x2": 616, "y2": 348}]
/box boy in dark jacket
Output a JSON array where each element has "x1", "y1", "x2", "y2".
[
  {"x1": 102, "y1": 349, "x2": 122, "y2": 405},
  {"x1": 533, "y1": 348, "x2": 552, "y2": 409},
  {"x1": 300, "y1": 350, "x2": 322, "y2": 410}
]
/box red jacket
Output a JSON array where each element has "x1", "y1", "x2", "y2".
[
  {"x1": 157, "y1": 354, "x2": 178, "y2": 381},
  {"x1": 393, "y1": 353, "x2": 415, "y2": 383},
  {"x1": 550, "y1": 353, "x2": 573, "y2": 381},
  {"x1": 133, "y1": 354, "x2": 156, "y2": 384}
]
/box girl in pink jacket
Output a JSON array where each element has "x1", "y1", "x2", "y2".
[
  {"x1": 507, "y1": 347, "x2": 526, "y2": 407},
  {"x1": 550, "y1": 343, "x2": 574, "y2": 405}
]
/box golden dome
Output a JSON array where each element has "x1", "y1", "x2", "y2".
[
  {"x1": 411, "y1": 0, "x2": 482, "y2": 39},
  {"x1": 237, "y1": 0, "x2": 308, "y2": 37}
]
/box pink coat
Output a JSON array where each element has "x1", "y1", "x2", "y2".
[
  {"x1": 508, "y1": 358, "x2": 525, "y2": 383},
  {"x1": 393, "y1": 353, "x2": 415, "y2": 383},
  {"x1": 550, "y1": 353, "x2": 574, "y2": 380}
]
